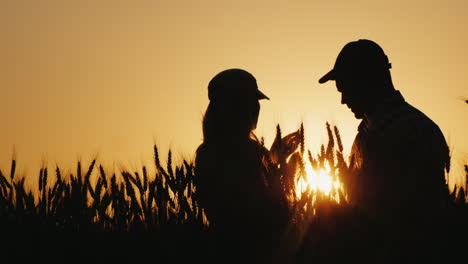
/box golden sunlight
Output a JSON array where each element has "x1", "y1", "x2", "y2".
[{"x1": 295, "y1": 155, "x2": 344, "y2": 203}]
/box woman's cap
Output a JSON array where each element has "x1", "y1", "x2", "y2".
[{"x1": 208, "y1": 68, "x2": 269, "y2": 101}]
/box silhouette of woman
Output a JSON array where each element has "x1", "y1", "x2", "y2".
[{"x1": 194, "y1": 68, "x2": 299, "y2": 261}]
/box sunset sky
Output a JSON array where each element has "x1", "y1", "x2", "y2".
[{"x1": 1, "y1": 0, "x2": 467, "y2": 188}]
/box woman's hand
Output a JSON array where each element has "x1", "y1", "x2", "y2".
[{"x1": 270, "y1": 130, "x2": 301, "y2": 164}]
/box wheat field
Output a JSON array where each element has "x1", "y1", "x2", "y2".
[{"x1": 0, "y1": 123, "x2": 466, "y2": 263}]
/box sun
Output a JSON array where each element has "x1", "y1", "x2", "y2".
[{"x1": 295, "y1": 154, "x2": 344, "y2": 203}]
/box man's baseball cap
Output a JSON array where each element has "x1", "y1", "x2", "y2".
[
  {"x1": 318, "y1": 39, "x2": 392, "y2": 84},
  {"x1": 208, "y1": 68, "x2": 269, "y2": 101}
]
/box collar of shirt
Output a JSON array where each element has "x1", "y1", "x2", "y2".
[{"x1": 357, "y1": 90, "x2": 406, "y2": 134}]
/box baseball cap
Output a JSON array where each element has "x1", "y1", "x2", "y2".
[
  {"x1": 319, "y1": 39, "x2": 392, "y2": 84},
  {"x1": 208, "y1": 68, "x2": 269, "y2": 101}
]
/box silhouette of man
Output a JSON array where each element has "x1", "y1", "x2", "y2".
[{"x1": 318, "y1": 39, "x2": 450, "y2": 262}]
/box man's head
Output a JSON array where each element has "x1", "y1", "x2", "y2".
[{"x1": 319, "y1": 39, "x2": 394, "y2": 119}]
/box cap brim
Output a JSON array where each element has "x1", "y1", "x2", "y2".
[
  {"x1": 256, "y1": 89, "x2": 269, "y2": 100},
  {"x1": 318, "y1": 69, "x2": 335, "y2": 84}
]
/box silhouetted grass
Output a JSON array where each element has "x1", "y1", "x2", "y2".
[{"x1": 0, "y1": 123, "x2": 466, "y2": 263}]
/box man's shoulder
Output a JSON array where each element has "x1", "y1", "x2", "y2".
[
  {"x1": 373, "y1": 101, "x2": 448, "y2": 154},
  {"x1": 395, "y1": 102, "x2": 445, "y2": 137},
  {"x1": 374, "y1": 101, "x2": 441, "y2": 135},
  {"x1": 401, "y1": 102, "x2": 435, "y2": 123}
]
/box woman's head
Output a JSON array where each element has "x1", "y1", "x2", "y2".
[
  {"x1": 207, "y1": 69, "x2": 269, "y2": 102},
  {"x1": 203, "y1": 69, "x2": 268, "y2": 142}
]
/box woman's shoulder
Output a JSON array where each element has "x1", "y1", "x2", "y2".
[
  {"x1": 195, "y1": 143, "x2": 210, "y2": 165},
  {"x1": 195, "y1": 139, "x2": 270, "y2": 165},
  {"x1": 246, "y1": 138, "x2": 269, "y2": 154},
  {"x1": 195, "y1": 143, "x2": 207, "y2": 156},
  {"x1": 194, "y1": 142, "x2": 226, "y2": 169}
]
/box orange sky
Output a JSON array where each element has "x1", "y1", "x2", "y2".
[{"x1": 1, "y1": 0, "x2": 467, "y2": 188}]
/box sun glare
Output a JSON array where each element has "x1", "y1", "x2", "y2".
[{"x1": 295, "y1": 155, "x2": 344, "y2": 203}]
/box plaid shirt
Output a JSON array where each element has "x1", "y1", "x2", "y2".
[{"x1": 348, "y1": 90, "x2": 450, "y2": 215}]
